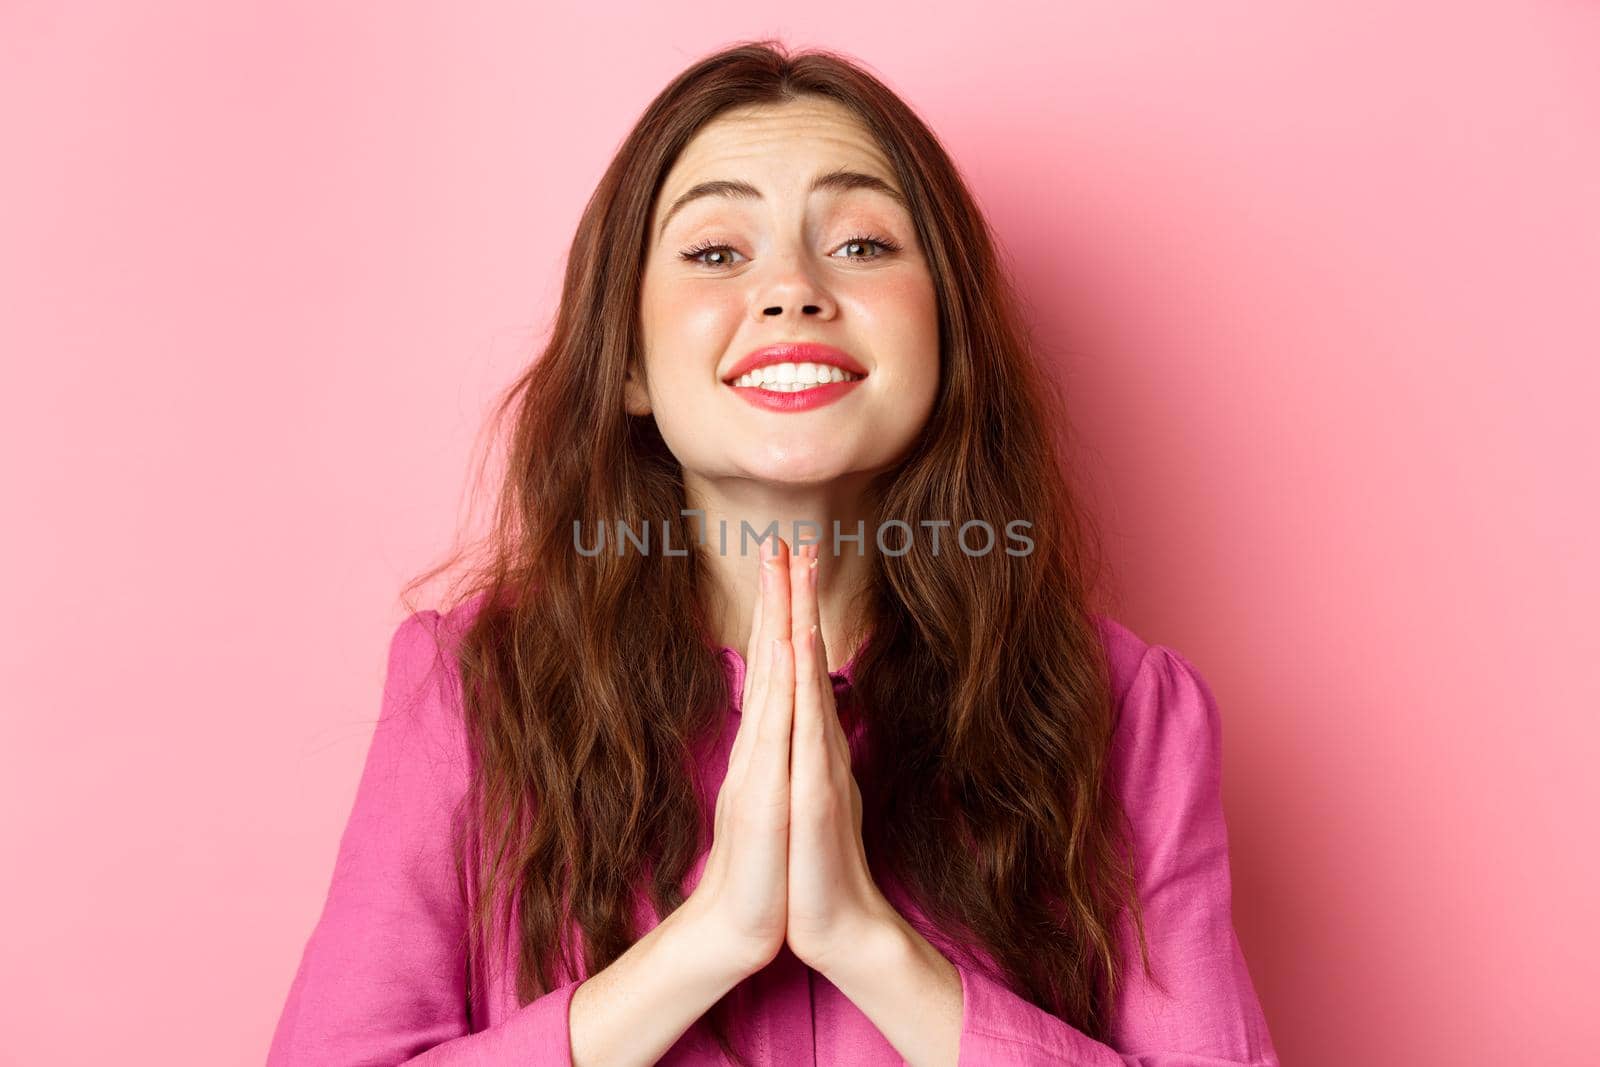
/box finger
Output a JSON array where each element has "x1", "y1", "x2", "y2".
[
  {"x1": 806, "y1": 544, "x2": 830, "y2": 688},
  {"x1": 766, "y1": 536, "x2": 793, "y2": 672},
  {"x1": 789, "y1": 541, "x2": 829, "y2": 759},
  {"x1": 762, "y1": 537, "x2": 793, "y2": 769},
  {"x1": 739, "y1": 535, "x2": 773, "y2": 713},
  {"x1": 800, "y1": 547, "x2": 849, "y2": 765},
  {"x1": 754, "y1": 633, "x2": 795, "y2": 790},
  {"x1": 730, "y1": 537, "x2": 780, "y2": 778},
  {"x1": 789, "y1": 541, "x2": 820, "y2": 656},
  {"x1": 792, "y1": 623, "x2": 826, "y2": 789}
]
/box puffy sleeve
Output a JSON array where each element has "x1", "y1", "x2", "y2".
[
  {"x1": 953, "y1": 644, "x2": 1280, "y2": 1067},
  {"x1": 267, "y1": 609, "x2": 584, "y2": 1066}
]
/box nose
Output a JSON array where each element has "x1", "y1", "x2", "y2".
[{"x1": 753, "y1": 247, "x2": 839, "y2": 321}]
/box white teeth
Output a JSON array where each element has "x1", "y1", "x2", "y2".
[{"x1": 733, "y1": 362, "x2": 863, "y2": 390}]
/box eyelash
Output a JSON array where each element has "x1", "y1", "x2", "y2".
[{"x1": 677, "y1": 232, "x2": 902, "y2": 269}]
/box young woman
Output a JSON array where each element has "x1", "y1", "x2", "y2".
[{"x1": 269, "y1": 41, "x2": 1279, "y2": 1067}]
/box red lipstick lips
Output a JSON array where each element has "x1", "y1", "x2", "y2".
[
  {"x1": 722, "y1": 342, "x2": 870, "y2": 383},
  {"x1": 722, "y1": 342, "x2": 868, "y2": 413}
]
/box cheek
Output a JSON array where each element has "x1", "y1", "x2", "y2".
[
  {"x1": 859, "y1": 273, "x2": 940, "y2": 378},
  {"x1": 643, "y1": 278, "x2": 745, "y2": 362}
]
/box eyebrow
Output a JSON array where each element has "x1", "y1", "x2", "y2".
[{"x1": 655, "y1": 167, "x2": 908, "y2": 242}]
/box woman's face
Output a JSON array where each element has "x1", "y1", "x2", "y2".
[{"x1": 633, "y1": 96, "x2": 940, "y2": 490}]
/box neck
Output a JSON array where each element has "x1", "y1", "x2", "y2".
[{"x1": 685, "y1": 473, "x2": 876, "y2": 674}]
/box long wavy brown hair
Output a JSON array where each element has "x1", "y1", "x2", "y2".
[{"x1": 402, "y1": 38, "x2": 1158, "y2": 1064}]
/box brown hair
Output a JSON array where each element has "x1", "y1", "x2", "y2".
[{"x1": 404, "y1": 38, "x2": 1156, "y2": 1064}]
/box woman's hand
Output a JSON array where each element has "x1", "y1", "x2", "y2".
[
  {"x1": 684, "y1": 534, "x2": 795, "y2": 975},
  {"x1": 686, "y1": 535, "x2": 896, "y2": 981},
  {"x1": 781, "y1": 540, "x2": 897, "y2": 977}
]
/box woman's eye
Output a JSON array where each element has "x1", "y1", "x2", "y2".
[
  {"x1": 678, "y1": 242, "x2": 746, "y2": 269},
  {"x1": 833, "y1": 235, "x2": 899, "y2": 260}
]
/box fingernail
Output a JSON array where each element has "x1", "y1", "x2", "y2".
[{"x1": 809, "y1": 558, "x2": 818, "y2": 586}]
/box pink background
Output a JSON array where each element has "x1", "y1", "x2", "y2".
[{"x1": 3, "y1": 3, "x2": 1596, "y2": 1064}]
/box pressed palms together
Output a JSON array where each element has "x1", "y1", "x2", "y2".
[{"x1": 689, "y1": 535, "x2": 896, "y2": 978}]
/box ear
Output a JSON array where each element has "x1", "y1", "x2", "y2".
[{"x1": 623, "y1": 358, "x2": 652, "y2": 416}]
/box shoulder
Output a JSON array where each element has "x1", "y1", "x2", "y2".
[
  {"x1": 385, "y1": 592, "x2": 494, "y2": 691},
  {"x1": 1089, "y1": 613, "x2": 1152, "y2": 707},
  {"x1": 374, "y1": 594, "x2": 495, "y2": 773},
  {"x1": 381, "y1": 610, "x2": 457, "y2": 717},
  {"x1": 1089, "y1": 614, "x2": 1225, "y2": 789}
]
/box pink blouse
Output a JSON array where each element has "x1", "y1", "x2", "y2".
[{"x1": 268, "y1": 601, "x2": 1279, "y2": 1066}]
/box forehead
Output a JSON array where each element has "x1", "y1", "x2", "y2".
[{"x1": 653, "y1": 97, "x2": 904, "y2": 226}]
